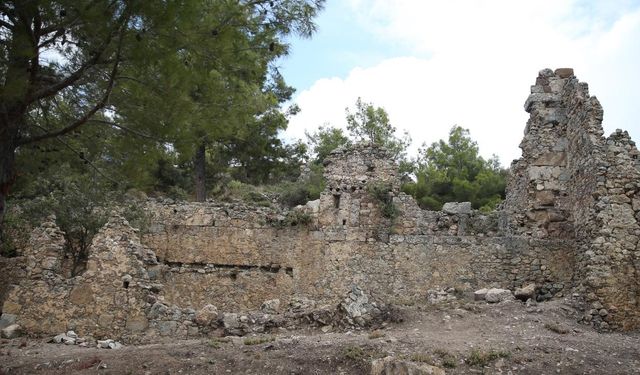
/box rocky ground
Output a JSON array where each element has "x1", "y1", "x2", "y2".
[{"x1": 1, "y1": 297, "x2": 640, "y2": 375}]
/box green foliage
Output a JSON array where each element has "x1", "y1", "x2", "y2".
[
  {"x1": 0, "y1": 210, "x2": 26, "y2": 257},
  {"x1": 243, "y1": 336, "x2": 275, "y2": 345},
  {"x1": 9, "y1": 164, "x2": 148, "y2": 274},
  {"x1": 367, "y1": 182, "x2": 399, "y2": 220},
  {"x1": 1, "y1": 0, "x2": 325, "y2": 225},
  {"x1": 305, "y1": 125, "x2": 351, "y2": 163},
  {"x1": 434, "y1": 349, "x2": 457, "y2": 368},
  {"x1": 346, "y1": 98, "x2": 411, "y2": 162},
  {"x1": 344, "y1": 346, "x2": 368, "y2": 361},
  {"x1": 220, "y1": 180, "x2": 271, "y2": 206},
  {"x1": 402, "y1": 126, "x2": 506, "y2": 211},
  {"x1": 152, "y1": 158, "x2": 192, "y2": 200},
  {"x1": 272, "y1": 163, "x2": 325, "y2": 208}
]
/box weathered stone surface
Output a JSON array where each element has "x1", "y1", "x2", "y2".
[
  {"x1": 515, "y1": 284, "x2": 536, "y2": 301},
  {"x1": 370, "y1": 356, "x2": 446, "y2": 375},
  {"x1": 0, "y1": 313, "x2": 16, "y2": 329},
  {"x1": 554, "y1": 68, "x2": 574, "y2": 78},
  {"x1": 194, "y1": 304, "x2": 218, "y2": 326},
  {"x1": 474, "y1": 288, "x2": 488, "y2": 301},
  {"x1": 485, "y1": 288, "x2": 513, "y2": 303},
  {"x1": 1, "y1": 324, "x2": 21, "y2": 339},
  {"x1": 442, "y1": 202, "x2": 472, "y2": 214},
  {"x1": 260, "y1": 299, "x2": 281, "y2": 314}
]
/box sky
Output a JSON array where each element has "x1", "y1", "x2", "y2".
[{"x1": 278, "y1": 0, "x2": 640, "y2": 165}]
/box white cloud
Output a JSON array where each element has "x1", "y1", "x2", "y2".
[{"x1": 285, "y1": 0, "x2": 640, "y2": 165}]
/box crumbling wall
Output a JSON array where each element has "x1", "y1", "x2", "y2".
[
  {"x1": 3, "y1": 68, "x2": 639, "y2": 340},
  {"x1": 507, "y1": 68, "x2": 640, "y2": 330}
]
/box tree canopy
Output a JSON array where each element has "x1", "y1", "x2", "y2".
[
  {"x1": 402, "y1": 126, "x2": 506, "y2": 211},
  {"x1": 0, "y1": 0, "x2": 325, "y2": 226},
  {"x1": 345, "y1": 97, "x2": 411, "y2": 161}
]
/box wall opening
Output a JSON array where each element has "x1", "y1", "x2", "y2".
[{"x1": 333, "y1": 194, "x2": 341, "y2": 208}]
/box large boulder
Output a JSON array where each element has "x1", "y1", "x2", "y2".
[{"x1": 514, "y1": 283, "x2": 536, "y2": 301}]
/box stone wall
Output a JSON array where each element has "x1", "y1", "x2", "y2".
[
  {"x1": 506, "y1": 68, "x2": 640, "y2": 330},
  {"x1": 1, "y1": 68, "x2": 638, "y2": 341}
]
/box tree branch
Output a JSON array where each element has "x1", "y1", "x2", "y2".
[
  {"x1": 18, "y1": 26, "x2": 126, "y2": 146},
  {"x1": 29, "y1": 122, "x2": 120, "y2": 185},
  {"x1": 87, "y1": 119, "x2": 162, "y2": 141}
]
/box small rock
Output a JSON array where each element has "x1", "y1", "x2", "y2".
[
  {"x1": 485, "y1": 288, "x2": 514, "y2": 303},
  {"x1": 261, "y1": 299, "x2": 281, "y2": 314},
  {"x1": 515, "y1": 284, "x2": 536, "y2": 301},
  {"x1": 108, "y1": 341, "x2": 123, "y2": 349},
  {"x1": 554, "y1": 68, "x2": 574, "y2": 78},
  {"x1": 97, "y1": 339, "x2": 114, "y2": 349},
  {"x1": 474, "y1": 288, "x2": 489, "y2": 301},
  {"x1": 1, "y1": 324, "x2": 21, "y2": 339},
  {"x1": 53, "y1": 333, "x2": 67, "y2": 344},
  {"x1": 194, "y1": 304, "x2": 218, "y2": 326},
  {"x1": 0, "y1": 313, "x2": 17, "y2": 329}
]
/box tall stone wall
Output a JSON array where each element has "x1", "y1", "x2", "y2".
[{"x1": 506, "y1": 68, "x2": 640, "y2": 330}]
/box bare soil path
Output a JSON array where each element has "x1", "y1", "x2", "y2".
[{"x1": 2, "y1": 299, "x2": 639, "y2": 374}]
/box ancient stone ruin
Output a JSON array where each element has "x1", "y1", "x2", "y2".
[{"x1": 1, "y1": 68, "x2": 639, "y2": 342}]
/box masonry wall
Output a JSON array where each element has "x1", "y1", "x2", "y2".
[
  {"x1": 2, "y1": 69, "x2": 639, "y2": 342},
  {"x1": 506, "y1": 68, "x2": 640, "y2": 330}
]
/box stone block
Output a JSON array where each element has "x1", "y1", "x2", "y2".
[
  {"x1": 194, "y1": 304, "x2": 219, "y2": 326},
  {"x1": 554, "y1": 68, "x2": 574, "y2": 78},
  {"x1": 485, "y1": 288, "x2": 513, "y2": 303},
  {"x1": 126, "y1": 315, "x2": 149, "y2": 332},
  {"x1": 0, "y1": 313, "x2": 17, "y2": 329},
  {"x1": 442, "y1": 202, "x2": 472, "y2": 214},
  {"x1": 514, "y1": 283, "x2": 536, "y2": 301},
  {"x1": 532, "y1": 152, "x2": 566, "y2": 166},
  {"x1": 524, "y1": 93, "x2": 559, "y2": 112},
  {"x1": 473, "y1": 288, "x2": 488, "y2": 301},
  {"x1": 1, "y1": 324, "x2": 21, "y2": 339},
  {"x1": 535, "y1": 191, "x2": 555, "y2": 207}
]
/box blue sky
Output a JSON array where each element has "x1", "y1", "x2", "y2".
[
  {"x1": 279, "y1": 2, "x2": 418, "y2": 90},
  {"x1": 276, "y1": 0, "x2": 640, "y2": 165}
]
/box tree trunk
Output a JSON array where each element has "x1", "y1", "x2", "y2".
[
  {"x1": 0, "y1": 125, "x2": 18, "y2": 234},
  {"x1": 194, "y1": 142, "x2": 207, "y2": 202}
]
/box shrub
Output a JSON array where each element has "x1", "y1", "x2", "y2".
[
  {"x1": 466, "y1": 348, "x2": 510, "y2": 367},
  {"x1": 367, "y1": 182, "x2": 399, "y2": 220}
]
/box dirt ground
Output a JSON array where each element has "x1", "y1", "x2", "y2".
[{"x1": 2, "y1": 298, "x2": 640, "y2": 375}]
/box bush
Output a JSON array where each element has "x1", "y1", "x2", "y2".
[
  {"x1": 272, "y1": 164, "x2": 324, "y2": 208},
  {"x1": 7, "y1": 164, "x2": 150, "y2": 274},
  {"x1": 466, "y1": 348, "x2": 510, "y2": 367},
  {"x1": 367, "y1": 182, "x2": 399, "y2": 220}
]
